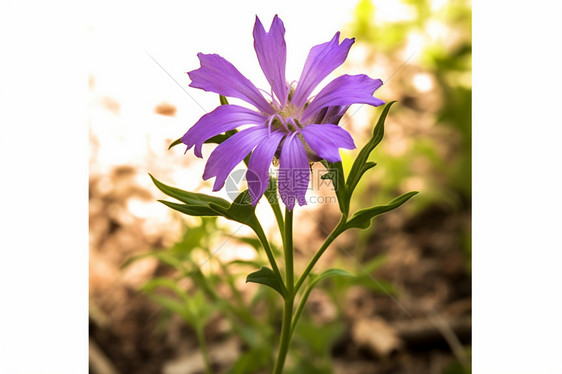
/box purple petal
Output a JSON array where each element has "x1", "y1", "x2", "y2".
[
  {"x1": 181, "y1": 105, "x2": 267, "y2": 158},
  {"x1": 253, "y1": 15, "x2": 288, "y2": 107},
  {"x1": 300, "y1": 124, "x2": 356, "y2": 163},
  {"x1": 188, "y1": 53, "x2": 273, "y2": 114},
  {"x1": 278, "y1": 134, "x2": 310, "y2": 210},
  {"x1": 291, "y1": 33, "x2": 355, "y2": 107},
  {"x1": 247, "y1": 130, "x2": 286, "y2": 206},
  {"x1": 310, "y1": 105, "x2": 350, "y2": 125},
  {"x1": 203, "y1": 126, "x2": 269, "y2": 191},
  {"x1": 302, "y1": 74, "x2": 384, "y2": 123}
]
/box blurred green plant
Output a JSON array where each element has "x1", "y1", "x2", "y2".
[
  {"x1": 123, "y1": 217, "x2": 279, "y2": 373},
  {"x1": 344, "y1": 1, "x2": 472, "y2": 372},
  {"x1": 346, "y1": 0, "x2": 471, "y2": 211},
  {"x1": 125, "y1": 214, "x2": 396, "y2": 374}
]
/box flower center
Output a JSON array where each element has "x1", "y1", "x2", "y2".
[
  {"x1": 266, "y1": 85, "x2": 307, "y2": 135},
  {"x1": 278, "y1": 103, "x2": 299, "y2": 120},
  {"x1": 267, "y1": 102, "x2": 305, "y2": 135}
]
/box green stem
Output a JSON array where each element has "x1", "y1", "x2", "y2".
[
  {"x1": 253, "y1": 223, "x2": 287, "y2": 296},
  {"x1": 196, "y1": 325, "x2": 213, "y2": 374},
  {"x1": 290, "y1": 284, "x2": 314, "y2": 335},
  {"x1": 273, "y1": 299, "x2": 294, "y2": 374},
  {"x1": 273, "y1": 208, "x2": 295, "y2": 374},
  {"x1": 270, "y1": 200, "x2": 285, "y2": 248},
  {"x1": 266, "y1": 178, "x2": 285, "y2": 248},
  {"x1": 294, "y1": 218, "x2": 345, "y2": 293},
  {"x1": 284, "y1": 208, "x2": 294, "y2": 293}
]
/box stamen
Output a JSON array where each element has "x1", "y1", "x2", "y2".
[
  {"x1": 287, "y1": 117, "x2": 302, "y2": 131},
  {"x1": 267, "y1": 113, "x2": 290, "y2": 135},
  {"x1": 288, "y1": 129, "x2": 300, "y2": 143},
  {"x1": 259, "y1": 87, "x2": 274, "y2": 100},
  {"x1": 270, "y1": 82, "x2": 276, "y2": 107},
  {"x1": 279, "y1": 117, "x2": 290, "y2": 132},
  {"x1": 267, "y1": 114, "x2": 276, "y2": 136},
  {"x1": 260, "y1": 87, "x2": 281, "y2": 112}
]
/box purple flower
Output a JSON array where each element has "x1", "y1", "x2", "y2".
[{"x1": 182, "y1": 15, "x2": 384, "y2": 210}]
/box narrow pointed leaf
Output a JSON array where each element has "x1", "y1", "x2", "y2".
[
  {"x1": 346, "y1": 101, "x2": 396, "y2": 197},
  {"x1": 205, "y1": 129, "x2": 238, "y2": 145},
  {"x1": 158, "y1": 199, "x2": 222, "y2": 217},
  {"x1": 246, "y1": 266, "x2": 287, "y2": 299},
  {"x1": 219, "y1": 94, "x2": 229, "y2": 106},
  {"x1": 150, "y1": 174, "x2": 230, "y2": 208},
  {"x1": 209, "y1": 190, "x2": 259, "y2": 228},
  {"x1": 168, "y1": 137, "x2": 183, "y2": 150},
  {"x1": 291, "y1": 268, "x2": 354, "y2": 334},
  {"x1": 309, "y1": 268, "x2": 354, "y2": 288},
  {"x1": 344, "y1": 191, "x2": 418, "y2": 230},
  {"x1": 321, "y1": 160, "x2": 349, "y2": 216}
]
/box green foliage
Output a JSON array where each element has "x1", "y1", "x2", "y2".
[
  {"x1": 151, "y1": 174, "x2": 263, "y2": 231},
  {"x1": 167, "y1": 95, "x2": 234, "y2": 150},
  {"x1": 346, "y1": 101, "x2": 395, "y2": 198},
  {"x1": 168, "y1": 137, "x2": 183, "y2": 150},
  {"x1": 309, "y1": 269, "x2": 355, "y2": 288},
  {"x1": 150, "y1": 173, "x2": 230, "y2": 209},
  {"x1": 219, "y1": 94, "x2": 229, "y2": 106},
  {"x1": 227, "y1": 345, "x2": 273, "y2": 374},
  {"x1": 347, "y1": 0, "x2": 472, "y2": 213},
  {"x1": 344, "y1": 191, "x2": 418, "y2": 230},
  {"x1": 208, "y1": 190, "x2": 260, "y2": 228},
  {"x1": 290, "y1": 320, "x2": 345, "y2": 374},
  {"x1": 141, "y1": 278, "x2": 215, "y2": 327},
  {"x1": 168, "y1": 130, "x2": 239, "y2": 150},
  {"x1": 126, "y1": 216, "x2": 279, "y2": 373},
  {"x1": 246, "y1": 267, "x2": 287, "y2": 299},
  {"x1": 318, "y1": 102, "x2": 417, "y2": 226},
  {"x1": 321, "y1": 160, "x2": 349, "y2": 216}
]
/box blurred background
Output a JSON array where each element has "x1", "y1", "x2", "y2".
[{"x1": 89, "y1": 0, "x2": 471, "y2": 373}]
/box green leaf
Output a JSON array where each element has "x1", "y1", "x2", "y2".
[
  {"x1": 344, "y1": 191, "x2": 418, "y2": 230},
  {"x1": 346, "y1": 101, "x2": 396, "y2": 197},
  {"x1": 209, "y1": 190, "x2": 260, "y2": 228},
  {"x1": 205, "y1": 129, "x2": 237, "y2": 145},
  {"x1": 291, "y1": 269, "x2": 354, "y2": 334},
  {"x1": 159, "y1": 199, "x2": 224, "y2": 217},
  {"x1": 320, "y1": 160, "x2": 349, "y2": 216},
  {"x1": 150, "y1": 174, "x2": 230, "y2": 208},
  {"x1": 246, "y1": 266, "x2": 287, "y2": 299},
  {"x1": 354, "y1": 277, "x2": 397, "y2": 295},
  {"x1": 167, "y1": 95, "x2": 229, "y2": 152},
  {"x1": 168, "y1": 137, "x2": 183, "y2": 150},
  {"x1": 309, "y1": 268, "x2": 354, "y2": 288},
  {"x1": 264, "y1": 177, "x2": 285, "y2": 234},
  {"x1": 226, "y1": 259, "x2": 265, "y2": 268}
]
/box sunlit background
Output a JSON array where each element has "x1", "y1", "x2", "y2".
[{"x1": 89, "y1": 0, "x2": 472, "y2": 373}]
